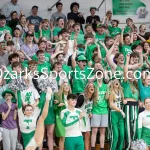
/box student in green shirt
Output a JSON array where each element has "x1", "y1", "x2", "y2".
[
  {"x1": 132, "y1": 32, "x2": 146, "y2": 45},
  {"x1": 36, "y1": 50, "x2": 51, "y2": 73},
  {"x1": 84, "y1": 24, "x2": 94, "y2": 35},
  {"x1": 70, "y1": 23, "x2": 85, "y2": 44},
  {"x1": 120, "y1": 31, "x2": 133, "y2": 57},
  {"x1": 53, "y1": 17, "x2": 64, "y2": 42},
  {"x1": 51, "y1": 51, "x2": 71, "y2": 76},
  {"x1": 85, "y1": 34, "x2": 97, "y2": 62},
  {"x1": 124, "y1": 18, "x2": 134, "y2": 34},
  {"x1": 95, "y1": 24, "x2": 107, "y2": 42},
  {"x1": 32, "y1": 40, "x2": 51, "y2": 63},
  {"x1": 17, "y1": 50, "x2": 31, "y2": 69},
  {"x1": 108, "y1": 19, "x2": 121, "y2": 38},
  {"x1": 71, "y1": 50, "x2": 91, "y2": 95},
  {"x1": 38, "y1": 19, "x2": 52, "y2": 41},
  {"x1": 0, "y1": 15, "x2": 12, "y2": 37},
  {"x1": 91, "y1": 70, "x2": 109, "y2": 150}
]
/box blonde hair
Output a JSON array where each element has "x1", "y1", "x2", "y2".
[
  {"x1": 109, "y1": 79, "x2": 124, "y2": 100},
  {"x1": 84, "y1": 82, "x2": 98, "y2": 103},
  {"x1": 57, "y1": 82, "x2": 72, "y2": 103}
]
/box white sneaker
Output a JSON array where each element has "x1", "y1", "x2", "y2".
[{"x1": 16, "y1": 142, "x2": 23, "y2": 150}]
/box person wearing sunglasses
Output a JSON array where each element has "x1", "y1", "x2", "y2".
[{"x1": 21, "y1": 31, "x2": 38, "y2": 58}]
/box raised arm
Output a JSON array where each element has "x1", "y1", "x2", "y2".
[
  {"x1": 128, "y1": 49, "x2": 143, "y2": 70},
  {"x1": 51, "y1": 51, "x2": 64, "y2": 65},
  {"x1": 136, "y1": 33, "x2": 146, "y2": 43},
  {"x1": 71, "y1": 48, "x2": 77, "y2": 69},
  {"x1": 63, "y1": 40, "x2": 69, "y2": 55},
  {"x1": 95, "y1": 42, "x2": 102, "y2": 60},
  {"x1": 106, "y1": 43, "x2": 117, "y2": 71},
  {"x1": 99, "y1": 41, "x2": 109, "y2": 53},
  {"x1": 40, "y1": 87, "x2": 52, "y2": 120},
  {"x1": 120, "y1": 28, "x2": 124, "y2": 45},
  {"x1": 20, "y1": 50, "x2": 32, "y2": 61},
  {"x1": 130, "y1": 32, "x2": 133, "y2": 44},
  {"x1": 124, "y1": 54, "x2": 130, "y2": 82}
]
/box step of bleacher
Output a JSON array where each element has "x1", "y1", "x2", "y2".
[{"x1": 42, "y1": 143, "x2": 110, "y2": 150}]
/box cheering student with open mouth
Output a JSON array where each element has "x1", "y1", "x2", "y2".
[{"x1": 17, "y1": 87, "x2": 52, "y2": 150}]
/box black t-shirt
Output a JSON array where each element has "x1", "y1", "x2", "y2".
[{"x1": 86, "y1": 15, "x2": 100, "y2": 31}]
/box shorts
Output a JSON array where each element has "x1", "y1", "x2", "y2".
[
  {"x1": 91, "y1": 114, "x2": 108, "y2": 127},
  {"x1": 26, "y1": 137, "x2": 39, "y2": 148}
]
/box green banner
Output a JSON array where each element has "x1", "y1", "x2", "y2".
[{"x1": 112, "y1": 0, "x2": 146, "y2": 15}]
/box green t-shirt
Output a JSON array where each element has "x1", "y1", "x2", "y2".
[
  {"x1": 95, "y1": 32, "x2": 107, "y2": 42},
  {"x1": 70, "y1": 32, "x2": 85, "y2": 44},
  {"x1": 121, "y1": 81, "x2": 139, "y2": 100},
  {"x1": 108, "y1": 26, "x2": 121, "y2": 38},
  {"x1": 0, "y1": 26, "x2": 12, "y2": 36},
  {"x1": 133, "y1": 40, "x2": 141, "y2": 46},
  {"x1": 92, "y1": 82, "x2": 108, "y2": 114},
  {"x1": 38, "y1": 29, "x2": 51, "y2": 40},
  {"x1": 115, "y1": 66, "x2": 124, "y2": 82},
  {"x1": 119, "y1": 44, "x2": 132, "y2": 57},
  {"x1": 72, "y1": 65, "x2": 91, "y2": 94},
  {"x1": 85, "y1": 43, "x2": 97, "y2": 62},
  {"x1": 124, "y1": 26, "x2": 132, "y2": 34},
  {"x1": 62, "y1": 64, "x2": 71, "y2": 75},
  {"x1": 3, "y1": 65, "x2": 12, "y2": 84},
  {"x1": 53, "y1": 26, "x2": 62, "y2": 36},
  {"x1": 37, "y1": 62, "x2": 51, "y2": 73},
  {"x1": 21, "y1": 60, "x2": 28, "y2": 69},
  {"x1": 32, "y1": 52, "x2": 51, "y2": 63}
]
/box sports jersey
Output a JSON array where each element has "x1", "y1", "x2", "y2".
[
  {"x1": 20, "y1": 87, "x2": 40, "y2": 105},
  {"x1": 112, "y1": 91, "x2": 122, "y2": 110},
  {"x1": 61, "y1": 108, "x2": 83, "y2": 137},
  {"x1": 92, "y1": 81, "x2": 108, "y2": 114},
  {"x1": 138, "y1": 110, "x2": 150, "y2": 146}
]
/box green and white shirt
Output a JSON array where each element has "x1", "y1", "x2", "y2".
[
  {"x1": 20, "y1": 87, "x2": 40, "y2": 105},
  {"x1": 112, "y1": 91, "x2": 122, "y2": 110},
  {"x1": 18, "y1": 106, "x2": 40, "y2": 133},
  {"x1": 138, "y1": 110, "x2": 150, "y2": 139},
  {"x1": 61, "y1": 108, "x2": 82, "y2": 137}
]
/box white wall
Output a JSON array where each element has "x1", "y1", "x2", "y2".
[
  {"x1": 0, "y1": 0, "x2": 150, "y2": 31},
  {"x1": 0, "y1": 0, "x2": 106, "y2": 20}
]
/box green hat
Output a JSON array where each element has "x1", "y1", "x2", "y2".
[
  {"x1": 97, "y1": 24, "x2": 106, "y2": 28},
  {"x1": 2, "y1": 89, "x2": 15, "y2": 99},
  {"x1": 90, "y1": 7, "x2": 97, "y2": 11},
  {"x1": 77, "y1": 55, "x2": 87, "y2": 61}
]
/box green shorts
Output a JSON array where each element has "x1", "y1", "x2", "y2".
[{"x1": 65, "y1": 136, "x2": 84, "y2": 150}]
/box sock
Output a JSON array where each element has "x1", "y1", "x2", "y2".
[
  {"x1": 100, "y1": 148, "x2": 104, "y2": 150},
  {"x1": 91, "y1": 147, "x2": 95, "y2": 150}
]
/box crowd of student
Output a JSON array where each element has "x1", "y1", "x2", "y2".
[{"x1": 0, "y1": 0, "x2": 150, "y2": 150}]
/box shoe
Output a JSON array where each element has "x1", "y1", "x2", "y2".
[{"x1": 16, "y1": 142, "x2": 23, "y2": 150}]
